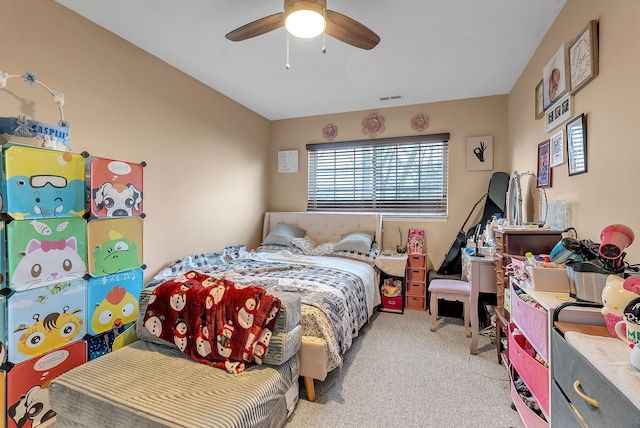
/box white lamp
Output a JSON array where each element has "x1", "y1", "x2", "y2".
[{"x1": 284, "y1": 0, "x2": 326, "y2": 39}]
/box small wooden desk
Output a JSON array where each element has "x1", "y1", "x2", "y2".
[{"x1": 462, "y1": 251, "x2": 496, "y2": 354}]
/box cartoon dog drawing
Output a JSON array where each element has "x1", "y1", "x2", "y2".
[
  {"x1": 8, "y1": 385, "x2": 56, "y2": 428},
  {"x1": 92, "y1": 182, "x2": 142, "y2": 217}
]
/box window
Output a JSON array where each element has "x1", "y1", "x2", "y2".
[{"x1": 307, "y1": 133, "x2": 449, "y2": 215}]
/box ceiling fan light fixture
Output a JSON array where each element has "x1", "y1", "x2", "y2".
[{"x1": 284, "y1": 0, "x2": 326, "y2": 39}]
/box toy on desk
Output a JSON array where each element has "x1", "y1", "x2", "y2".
[
  {"x1": 407, "y1": 228, "x2": 424, "y2": 254},
  {"x1": 625, "y1": 294, "x2": 640, "y2": 371},
  {"x1": 602, "y1": 276, "x2": 640, "y2": 338},
  {"x1": 615, "y1": 297, "x2": 640, "y2": 345}
]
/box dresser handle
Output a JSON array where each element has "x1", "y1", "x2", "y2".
[
  {"x1": 568, "y1": 402, "x2": 589, "y2": 427},
  {"x1": 574, "y1": 380, "x2": 599, "y2": 408}
]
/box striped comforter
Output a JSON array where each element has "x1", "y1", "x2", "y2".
[{"x1": 146, "y1": 246, "x2": 376, "y2": 371}]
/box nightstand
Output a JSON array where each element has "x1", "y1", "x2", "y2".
[{"x1": 376, "y1": 254, "x2": 408, "y2": 313}]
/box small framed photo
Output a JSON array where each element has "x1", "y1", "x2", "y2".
[
  {"x1": 569, "y1": 20, "x2": 599, "y2": 94},
  {"x1": 543, "y1": 44, "x2": 570, "y2": 109},
  {"x1": 567, "y1": 113, "x2": 587, "y2": 176},
  {"x1": 537, "y1": 139, "x2": 552, "y2": 188},
  {"x1": 534, "y1": 80, "x2": 544, "y2": 120},
  {"x1": 466, "y1": 135, "x2": 493, "y2": 171},
  {"x1": 550, "y1": 129, "x2": 565, "y2": 167},
  {"x1": 545, "y1": 92, "x2": 571, "y2": 133}
]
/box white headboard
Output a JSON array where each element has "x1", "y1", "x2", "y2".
[{"x1": 263, "y1": 212, "x2": 383, "y2": 245}]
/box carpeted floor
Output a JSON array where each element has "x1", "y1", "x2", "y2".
[{"x1": 285, "y1": 309, "x2": 525, "y2": 428}]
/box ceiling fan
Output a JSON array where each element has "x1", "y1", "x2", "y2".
[{"x1": 225, "y1": 0, "x2": 380, "y2": 50}]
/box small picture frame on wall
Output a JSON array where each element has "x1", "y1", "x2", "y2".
[
  {"x1": 567, "y1": 113, "x2": 587, "y2": 176},
  {"x1": 535, "y1": 80, "x2": 544, "y2": 120},
  {"x1": 543, "y1": 44, "x2": 570, "y2": 109},
  {"x1": 545, "y1": 92, "x2": 571, "y2": 133},
  {"x1": 569, "y1": 20, "x2": 599, "y2": 94},
  {"x1": 466, "y1": 136, "x2": 493, "y2": 171},
  {"x1": 549, "y1": 129, "x2": 565, "y2": 167},
  {"x1": 537, "y1": 139, "x2": 552, "y2": 188}
]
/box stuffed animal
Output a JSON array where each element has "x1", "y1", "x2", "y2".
[{"x1": 601, "y1": 275, "x2": 640, "y2": 337}]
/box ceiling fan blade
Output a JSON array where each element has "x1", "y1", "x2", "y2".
[
  {"x1": 225, "y1": 12, "x2": 285, "y2": 42},
  {"x1": 324, "y1": 10, "x2": 380, "y2": 50}
]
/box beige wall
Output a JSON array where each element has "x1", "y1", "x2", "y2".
[
  {"x1": 270, "y1": 97, "x2": 509, "y2": 269},
  {"x1": 271, "y1": 0, "x2": 640, "y2": 268},
  {"x1": 7, "y1": 0, "x2": 637, "y2": 279},
  {"x1": 2, "y1": 0, "x2": 271, "y2": 281},
  {"x1": 509, "y1": 0, "x2": 640, "y2": 263}
]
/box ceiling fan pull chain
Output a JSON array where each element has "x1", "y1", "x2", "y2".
[
  {"x1": 322, "y1": 8, "x2": 327, "y2": 53},
  {"x1": 286, "y1": 32, "x2": 291, "y2": 69}
]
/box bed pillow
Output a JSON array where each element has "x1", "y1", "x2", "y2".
[
  {"x1": 334, "y1": 230, "x2": 375, "y2": 254},
  {"x1": 330, "y1": 242, "x2": 380, "y2": 265},
  {"x1": 256, "y1": 244, "x2": 302, "y2": 253},
  {"x1": 291, "y1": 236, "x2": 317, "y2": 254},
  {"x1": 262, "y1": 223, "x2": 306, "y2": 247},
  {"x1": 306, "y1": 241, "x2": 336, "y2": 256}
]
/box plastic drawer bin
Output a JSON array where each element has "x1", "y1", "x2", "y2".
[
  {"x1": 381, "y1": 296, "x2": 403, "y2": 310},
  {"x1": 525, "y1": 267, "x2": 570, "y2": 292},
  {"x1": 510, "y1": 365, "x2": 549, "y2": 428},
  {"x1": 509, "y1": 323, "x2": 549, "y2": 417},
  {"x1": 511, "y1": 283, "x2": 549, "y2": 362}
]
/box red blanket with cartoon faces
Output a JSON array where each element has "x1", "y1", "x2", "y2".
[{"x1": 143, "y1": 270, "x2": 281, "y2": 373}]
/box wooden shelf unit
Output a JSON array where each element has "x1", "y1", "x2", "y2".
[
  {"x1": 492, "y1": 228, "x2": 562, "y2": 365},
  {"x1": 405, "y1": 253, "x2": 427, "y2": 311}
]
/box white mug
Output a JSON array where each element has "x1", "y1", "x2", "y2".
[{"x1": 615, "y1": 320, "x2": 640, "y2": 345}]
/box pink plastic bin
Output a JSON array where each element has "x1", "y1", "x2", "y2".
[{"x1": 509, "y1": 323, "x2": 549, "y2": 417}]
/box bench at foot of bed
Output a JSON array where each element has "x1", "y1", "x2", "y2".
[{"x1": 299, "y1": 336, "x2": 328, "y2": 402}]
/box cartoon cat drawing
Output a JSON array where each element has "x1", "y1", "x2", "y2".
[{"x1": 12, "y1": 237, "x2": 86, "y2": 290}]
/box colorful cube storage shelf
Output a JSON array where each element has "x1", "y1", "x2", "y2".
[
  {"x1": 88, "y1": 157, "x2": 144, "y2": 218},
  {"x1": 0, "y1": 294, "x2": 6, "y2": 365},
  {"x1": 86, "y1": 268, "x2": 143, "y2": 336},
  {"x1": 7, "y1": 279, "x2": 87, "y2": 365},
  {"x1": 86, "y1": 325, "x2": 130, "y2": 361},
  {"x1": 1, "y1": 145, "x2": 86, "y2": 220},
  {"x1": 0, "y1": 143, "x2": 145, "y2": 425},
  {"x1": 0, "y1": 222, "x2": 5, "y2": 289},
  {"x1": 6, "y1": 340, "x2": 86, "y2": 428},
  {"x1": 0, "y1": 371, "x2": 5, "y2": 428},
  {"x1": 87, "y1": 217, "x2": 144, "y2": 277},
  {"x1": 6, "y1": 217, "x2": 87, "y2": 291}
]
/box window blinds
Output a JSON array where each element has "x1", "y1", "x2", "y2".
[{"x1": 307, "y1": 133, "x2": 449, "y2": 214}]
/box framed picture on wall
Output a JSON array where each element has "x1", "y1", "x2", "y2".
[
  {"x1": 535, "y1": 79, "x2": 544, "y2": 120},
  {"x1": 567, "y1": 113, "x2": 587, "y2": 176},
  {"x1": 466, "y1": 136, "x2": 493, "y2": 171},
  {"x1": 543, "y1": 44, "x2": 570, "y2": 109},
  {"x1": 569, "y1": 20, "x2": 599, "y2": 94},
  {"x1": 545, "y1": 92, "x2": 571, "y2": 133},
  {"x1": 537, "y1": 139, "x2": 552, "y2": 188},
  {"x1": 550, "y1": 129, "x2": 565, "y2": 167}
]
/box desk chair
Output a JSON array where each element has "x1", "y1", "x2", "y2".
[{"x1": 429, "y1": 278, "x2": 479, "y2": 354}]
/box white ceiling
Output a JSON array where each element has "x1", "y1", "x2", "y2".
[{"x1": 55, "y1": 0, "x2": 566, "y2": 121}]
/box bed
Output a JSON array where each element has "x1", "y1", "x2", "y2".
[{"x1": 145, "y1": 211, "x2": 382, "y2": 401}]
